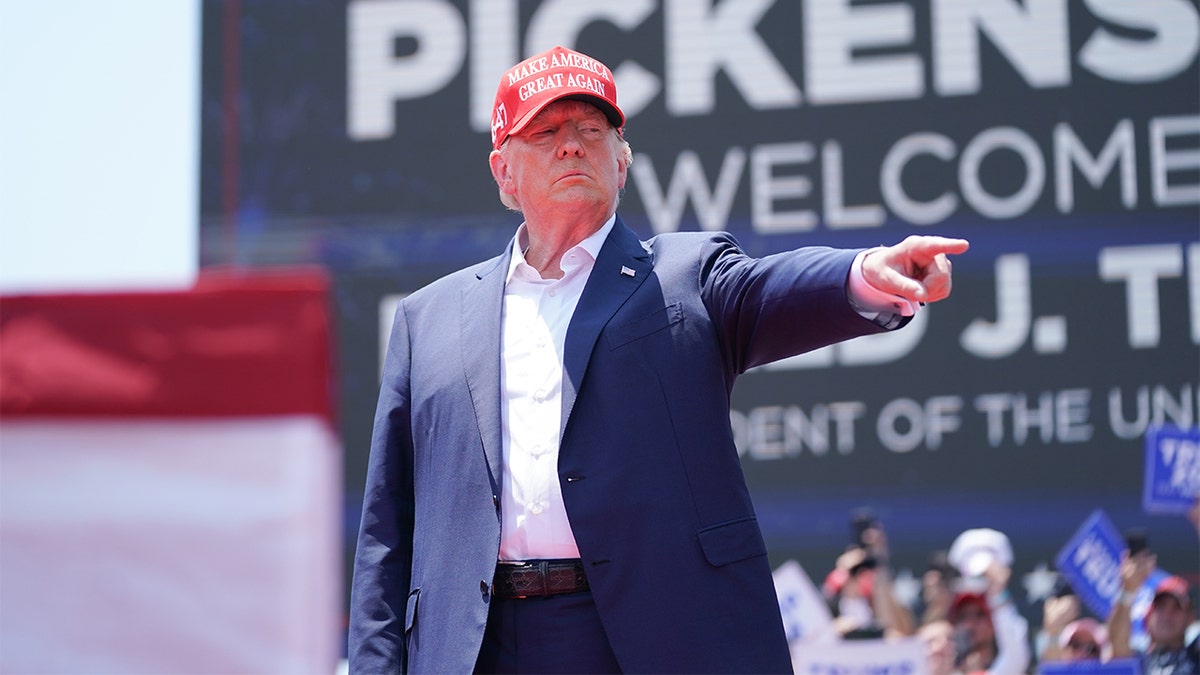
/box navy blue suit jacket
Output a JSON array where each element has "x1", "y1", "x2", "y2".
[{"x1": 349, "y1": 216, "x2": 891, "y2": 673}]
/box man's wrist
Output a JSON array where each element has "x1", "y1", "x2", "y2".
[{"x1": 1118, "y1": 589, "x2": 1136, "y2": 607}]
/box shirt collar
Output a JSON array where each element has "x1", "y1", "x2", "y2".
[{"x1": 506, "y1": 214, "x2": 616, "y2": 284}]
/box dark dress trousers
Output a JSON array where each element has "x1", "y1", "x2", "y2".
[{"x1": 349, "y1": 216, "x2": 892, "y2": 673}]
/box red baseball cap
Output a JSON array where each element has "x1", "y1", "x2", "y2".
[
  {"x1": 489, "y1": 45, "x2": 625, "y2": 150},
  {"x1": 1149, "y1": 575, "x2": 1193, "y2": 615},
  {"x1": 949, "y1": 592, "x2": 990, "y2": 622}
]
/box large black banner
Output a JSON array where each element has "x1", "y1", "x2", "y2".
[{"x1": 200, "y1": 0, "x2": 1199, "y2": 627}]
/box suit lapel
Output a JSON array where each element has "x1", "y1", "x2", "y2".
[
  {"x1": 461, "y1": 249, "x2": 510, "y2": 499},
  {"x1": 561, "y1": 217, "x2": 651, "y2": 439}
]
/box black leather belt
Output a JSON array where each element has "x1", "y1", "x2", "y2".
[{"x1": 493, "y1": 559, "x2": 590, "y2": 599}]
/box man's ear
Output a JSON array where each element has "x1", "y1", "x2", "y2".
[
  {"x1": 489, "y1": 150, "x2": 515, "y2": 194},
  {"x1": 616, "y1": 138, "x2": 631, "y2": 190}
]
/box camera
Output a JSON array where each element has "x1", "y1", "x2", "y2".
[
  {"x1": 1124, "y1": 527, "x2": 1148, "y2": 556},
  {"x1": 850, "y1": 507, "x2": 878, "y2": 548}
]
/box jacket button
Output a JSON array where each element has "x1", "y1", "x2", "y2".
[
  {"x1": 480, "y1": 580, "x2": 490, "y2": 599},
  {"x1": 493, "y1": 494, "x2": 499, "y2": 509}
]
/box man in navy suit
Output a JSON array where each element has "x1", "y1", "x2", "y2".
[{"x1": 349, "y1": 45, "x2": 969, "y2": 674}]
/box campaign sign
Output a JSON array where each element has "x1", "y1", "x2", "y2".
[
  {"x1": 1056, "y1": 509, "x2": 1168, "y2": 644},
  {"x1": 774, "y1": 560, "x2": 837, "y2": 647},
  {"x1": 1143, "y1": 425, "x2": 1200, "y2": 515},
  {"x1": 1038, "y1": 657, "x2": 1141, "y2": 675},
  {"x1": 1056, "y1": 510, "x2": 1127, "y2": 618},
  {"x1": 1127, "y1": 567, "x2": 1170, "y2": 654},
  {"x1": 792, "y1": 637, "x2": 927, "y2": 675}
]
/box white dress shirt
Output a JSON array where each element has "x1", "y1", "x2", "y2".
[
  {"x1": 498, "y1": 217, "x2": 615, "y2": 561},
  {"x1": 498, "y1": 222, "x2": 914, "y2": 561}
]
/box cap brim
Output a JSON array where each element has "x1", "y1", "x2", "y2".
[
  {"x1": 1152, "y1": 590, "x2": 1191, "y2": 607},
  {"x1": 506, "y1": 92, "x2": 625, "y2": 141},
  {"x1": 561, "y1": 93, "x2": 624, "y2": 128}
]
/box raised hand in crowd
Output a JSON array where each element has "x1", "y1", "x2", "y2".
[
  {"x1": 860, "y1": 522, "x2": 915, "y2": 638},
  {"x1": 1038, "y1": 589, "x2": 1083, "y2": 662},
  {"x1": 1107, "y1": 548, "x2": 1157, "y2": 659}
]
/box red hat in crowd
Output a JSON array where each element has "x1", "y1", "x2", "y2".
[
  {"x1": 1149, "y1": 575, "x2": 1193, "y2": 616},
  {"x1": 950, "y1": 592, "x2": 990, "y2": 623},
  {"x1": 490, "y1": 45, "x2": 625, "y2": 150}
]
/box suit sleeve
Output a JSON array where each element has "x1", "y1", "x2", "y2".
[
  {"x1": 348, "y1": 300, "x2": 416, "y2": 673},
  {"x1": 698, "y1": 234, "x2": 890, "y2": 374}
]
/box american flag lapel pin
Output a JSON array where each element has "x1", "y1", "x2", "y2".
[{"x1": 620, "y1": 265, "x2": 636, "y2": 278}]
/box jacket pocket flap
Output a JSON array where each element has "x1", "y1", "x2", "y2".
[{"x1": 697, "y1": 517, "x2": 767, "y2": 567}]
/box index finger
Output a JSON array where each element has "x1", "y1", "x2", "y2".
[{"x1": 903, "y1": 235, "x2": 970, "y2": 260}]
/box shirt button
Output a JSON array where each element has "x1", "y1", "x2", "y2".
[
  {"x1": 530, "y1": 444, "x2": 545, "y2": 457},
  {"x1": 547, "y1": 289, "x2": 557, "y2": 298},
  {"x1": 534, "y1": 389, "x2": 546, "y2": 401},
  {"x1": 530, "y1": 503, "x2": 544, "y2": 515}
]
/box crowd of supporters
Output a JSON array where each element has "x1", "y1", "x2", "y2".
[{"x1": 819, "y1": 503, "x2": 1199, "y2": 674}]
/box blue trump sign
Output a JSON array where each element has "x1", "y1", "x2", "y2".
[
  {"x1": 1056, "y1": 510, "x2": 1126, "y2": 619},
  {"x1": 1143, "y1": 425, "x2": 1200, "y2": 514},
  {"x1": 1056, "y1": 509, "x2": 1168, "y2": 644},
  {"x1": 1038, "y1": 657, "x2": 1141, "y2": 674}
]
